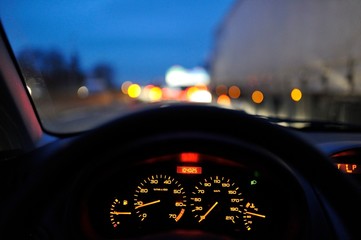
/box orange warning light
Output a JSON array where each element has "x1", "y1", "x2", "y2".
[{"x1": 177, "y1": 166, "x2": 202, "y2": 175}]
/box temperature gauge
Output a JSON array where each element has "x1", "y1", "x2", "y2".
[{"x1": 243, "y1": 202, "x2": 266, "y2": 231}]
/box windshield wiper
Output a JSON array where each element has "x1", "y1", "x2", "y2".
[{"x1": 258, "y1": 116, "x2": 361, "y2": 132}]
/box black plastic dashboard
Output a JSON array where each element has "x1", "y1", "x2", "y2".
[
  {"x1": 2, "y1": 105, "x2": 361, "y2": 240},
  {"x1": 73, "y1": 151, "x2": 309, "y2": 239},
  {"x1": 62, "y1": 125, "x2": 361, "y2": 240},
  {"x1": 300, "y1": 131, "x2": 361, "y2": 187}
]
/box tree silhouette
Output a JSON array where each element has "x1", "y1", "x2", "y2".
[
  {"x1": 17, "y1": 48, "x2": 115, "y2": 98},
  {"x1": 17, "y1": 48, "x2": 84, "y2": 97},
  {"x1": 91, "y1": 63, "x2": 115, "y2": 90}
]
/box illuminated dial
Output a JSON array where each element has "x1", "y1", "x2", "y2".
[
  {"x1": 190, "y1": 176, "x2": 244, "y2": 224},
  {"x1": 109, "y1": 198, "x2": 133, "y2": 228},
  {"x1": 133, "y1": 174, "x2": 187, "y2": 223},
  {"x1": 243, "y1": 201, "x2": 266, "y2": 231}
]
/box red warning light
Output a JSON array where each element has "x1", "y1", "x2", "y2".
[{"x1": 180, "y1": 152, "x2": 199, "y2": 163}]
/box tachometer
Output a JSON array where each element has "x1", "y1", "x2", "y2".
[{"x1": 133, "y1": 174, "x2": 187, "y2": 223}]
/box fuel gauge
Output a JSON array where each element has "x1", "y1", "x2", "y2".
[{"x1": 109, "y1": 198, "x2": 133, "y2": 228}]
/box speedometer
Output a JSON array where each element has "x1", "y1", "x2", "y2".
[
  {"x1": 190, "y1": 176, "x2": 244, "y2": 225},
  {"x1": 133, "y1": 174, "x2": 187, "y2": 223}
]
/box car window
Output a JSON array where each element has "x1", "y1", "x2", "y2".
[{"x1": 1, "y1": 0, "x2": 361, "y2": 134}]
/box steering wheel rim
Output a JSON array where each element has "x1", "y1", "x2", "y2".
[{"x1": 1, "y1": 103, "x2": 361, "y2": 239}]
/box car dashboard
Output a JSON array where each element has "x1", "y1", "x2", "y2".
[
  {"x1": 2, "y1": 105, "x2": 361, "y2": 240},
  {"x1": 74, "y1": 152, "x2": 308, "y2": 239}
]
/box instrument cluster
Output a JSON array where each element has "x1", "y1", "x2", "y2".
[{"x1": 77, "y1": 152, "x2": 308, "y2": 239}]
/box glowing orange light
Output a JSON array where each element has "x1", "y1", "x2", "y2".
[
  {"x1": 291, "y1": 88, "x2": 302, "y2": 102},
  {"x1": 177, "y1": 166, "x2": 202, "y2": 174},
  {"x1": 252, "y1": 90, "x2": 264, "y2": 104},
  {"x1": 175, "y1": 208, "x2": 185, "y2": 222},
  {"x1": 186, "y1": 86, "x2": 199, "y2": 99},
  {"x1": 128, "y1": 84, "x2": 141, "y2": 98},
  {"x1": 228, "y1": 85, "x2": 241, "y2": 99},
  {"x1": 180, "y1": 152, "x2": 199, "y2": 162},
  {"x1": 217, "y1": 94, "x2": 231, "y2": 106},
  {"x1": 336, "y1": 163, "x2": 359, "y2": 174},
  {"x1": 179, "y1": 89, "x2": 188, "y2": 101}
]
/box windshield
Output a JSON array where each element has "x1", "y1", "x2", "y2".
[{"x1": 1, "y1": 0, "x2": 361, "y2": 133}]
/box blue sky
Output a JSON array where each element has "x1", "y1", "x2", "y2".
[{"x1": 0, "y1": 0, "x2": 235, "y2": 86}]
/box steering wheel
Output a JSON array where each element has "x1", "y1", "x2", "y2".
[{"x1": 1, "y1": 104, "x2": 361, "y2": 239}]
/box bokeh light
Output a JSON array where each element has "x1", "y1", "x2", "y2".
[
  {"x1": 148, "y1": 86, "x2": 162, "y2": 102},
  {"x1": 121, "y1": 81, "x2": 132, "y2": 94},
  {"x1": 228, "y1": 85, "x2": 241, "y2": 99},
  {"x1": 77, "y1": 86, "x2": 89, "y2": 98},
  {"x1": 252, "y1": 90, "x2": 264, "y2": 104},
  {"x1": 291, "y1": 88, "x2": 302, "y2": 102},
  {"x1": 128, "y1": 84, "x2": 141, "y2": 98},
  {"x1": 217, "y1": 94, "x2": 231, "y2": 106}
]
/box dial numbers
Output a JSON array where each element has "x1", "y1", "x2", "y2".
[
  {"x1": 190, "y1": 176, "x2": 244, "y2": 224},
  {"x1": 133, "y1": 174, "x2": 187, "y2": 223}
]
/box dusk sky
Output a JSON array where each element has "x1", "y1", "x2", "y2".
[{"x1": 0, "y1": 0, "x2": 235, "y2": 86}]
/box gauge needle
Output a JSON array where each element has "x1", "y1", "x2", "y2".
[
  {"x1": 135, "y1": 200, "x2": 161, "y2": 209},
  {"x1": 199, "y1": 201, "x2": 218, "y2": 223},
  {"x1": 245, "y1": 211, "x2": 266, "y2": 218},
  {"x1": 110, "y1": 211, "x2": 132, "y2": 215}
]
